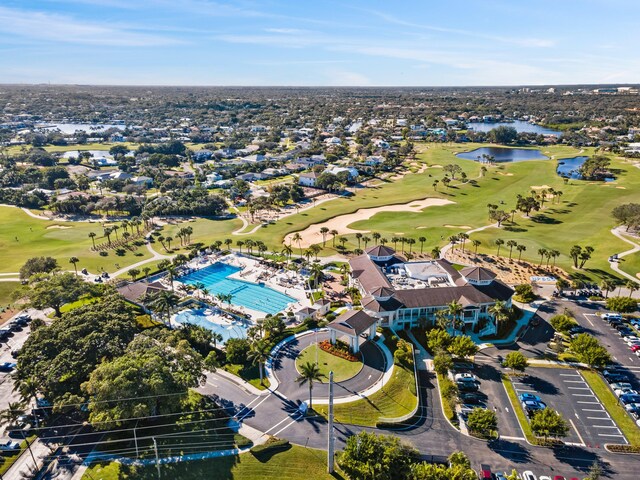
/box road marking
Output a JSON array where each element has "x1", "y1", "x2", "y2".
[
  {"x1": 568, "y1": 419, "x2": 586, "y2": 447},
  {"x1": 563, "y1": 380, "x2": 587, "y2": 383},
  {"x1": 271, "y1": 416, "x2": 301, "y2": 437},
  {"x1": 587, "y1": 416, "x2": 611, "y2": 420},
  {"x1": 236, "y1": 395, "x2": 271, "y2": 421},
  {"x1": 577, "y1": 401, "x2": 601, "y2": 404},
  {"x1": 599, "y1": 433, "x2": 626, "y2": 437},
  {"x1": 501, "y1": 435, "x2": 526, "y2": 441},
  {"x1": 560, "y1": 373, "x2": 581, "y2": 377},
  {"x1": 262, "y1": 413, "x2": 300, "y2": 436},
  {"x1": 572, "y1": 394, "x2": 597, "y2": 397},
  {"x1": 582, "y1": 408, "x2": 605, "y2": 412},
  {"x1": 592, "y1": 425, "x2": 619, "y2": 429},
  {"x1": 206, "y1": 381, "x2": 218, "y2": 388},
  {"x1": 568, "y1": 387, "x2": 591, "y2": 390}
]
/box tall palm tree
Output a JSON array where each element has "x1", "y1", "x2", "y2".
[
  {"x1": 143, "y1": 266, "x2": 151, "y2": 281},
  {"x1": 372, "y1": 232, "x2": 381, "y2": 245},
  {"x1": 489, "y1": 300, "x2": 508, "y2": 332},
  {"x1": 431, "y1": 246, "x2": 441, "y2": 259},
  {"x1": 447, "y1": 300, "x2": 464, "y2": 337},
  {"x1": 88, "y1": 232, "x2": 96, "y2": 249},
  {"x1": 418, "y1": 236, "x2": 427, "y2": 254},
  {"x1": 495, "y1": 239, "x2": 504, "y2": 257},
  {"x1": 0, "y1": 401, "x2": 37, "y2": 469},
  {"x1": 236, "y1": 240, "x2": 245, "y2": 253},
  {"x1": 319, "y1": 227, "x2": 329, "y2": 247},
  {"x1": 538, "y1": 248, "x2": 548, "y2": 266},
  {"x1": 248, "y1": 340, "x2": 271, "y2": 386},
  {"x1": 150, "y1": 291, "x2": 179, "y2": 324},
  {"x1": 212, "y1": 332, "x2": 224, "y2": 349},
  {"x1": 472, "y1": 239, "x2": 481, "y2": 254},
  {"x1": 69, "y1": 256, "x2": 79, "y2": 275},
  {"x1": 600, "y1": 279, "x2": 615, "y2": 299},
  {"x1": 626, "y1": 280, "x2": 639, "y2": 298},
  {"x1": 292, "y1": 232, "x2": 303, "y2": 256},
  {"x1": 458, "y1": 233, "x2": 469, "y2": 252},
  {"x1": 506, "y1": 240, "x2": 518, "y2": 260},
  {"x1": 296, "y1": 362, "x2": 325, "y2": 411},
  {"x1": 330, "y1": 229, "x2": 339, "y2": 248},
  {"x1": 516, "y1": 244, "x2": 527, "y2": 262},
  {"x1": 282, "y1": 244, "x2": 293, "y2": 264}
]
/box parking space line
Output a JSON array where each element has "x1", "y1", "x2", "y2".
[
  {"x1": 568, "y1": 386, "x2": 591, "y2": 390},
  {"x1": 599, "y1": 433, "x2": 625, "y2": 437},
  {"x1": 592, "y1": 425, "x2": 619, "y2": 429},
  {"x1": 582, "y1": 408, "x2": 605, "y2": 411},
  {"x1": 572, "y1": 394, "x2": 597, "y2": 397},
  {"x1": 563, "y1": 380, "x2": 587, "y2": 383},
  {"x1": 559, "y1": 373, "x2": 581, "y2": 377},
  {"x1": 568, "y1": 419, "x2": 586, "y2": 447},
  {"x1": 576, "y1": 401, "x2": 601, "y2": 404}
]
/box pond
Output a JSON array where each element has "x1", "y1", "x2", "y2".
[
  {"x1": 557, "y1": 156, "x2": 615, "y2": 182},
  {"x1": 467, "y1": 120, "x2": 561, "y2": 136},
  {"x1": 456, "y1": 147, "x2": 549, "y2": 162}
]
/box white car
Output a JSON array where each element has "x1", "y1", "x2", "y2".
[
  {"x1": 624, "y1": 336, "x2": 640, "y2": 345},
  {"x1": 454, "y1": 373, "x2": 477, "y2": 383},
  {"x1": 521, "y1": 471, "x2": 537, "y2": 480},
  {"x1": 610, "y1": 382, "x2": 634, "y2": 390},
  {"x1": 539, "y1": 476, "x2": 552, "y2": 480},
  {"x1": 614, "y1": 388, "x2": 638, "y2": 397},
  {"x1": 603, "y1": 313, "x2": 623, "y2": 321},
  {"x1": 624, "y1": 402, "x2": 640, "y2": 412}
]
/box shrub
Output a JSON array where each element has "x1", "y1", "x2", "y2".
[
  {"x1": 318, "y1": 339, "x2": 361, "y2": 362},
  {"x1": 606, "y1": 296, "x2": 638, "y2": 313},
  {"x1": 225, "y1": 338, "x2": 251, "y2": 364},
  {"x1": 514, "y1": 283, "x2": 536, "y2": 302},
  {"x1": 250, "y1": 437, "x2": 289, "y2": 455},
  {"x1": 549, "y1": 314, "x2": 576, "y2": 333}
]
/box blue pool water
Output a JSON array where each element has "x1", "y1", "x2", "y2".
[
  {"x1": 180, "y1": 262, "x2": 295, "y2": 315},
  {"x1": 174, "y1": 308, "x2": 247, "y2": 345}
]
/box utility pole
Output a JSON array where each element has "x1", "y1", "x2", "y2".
[
  {"x1": 152, "y1": 437, "x2": 161, "y2": 479},
  {"x1": 133, "y1": 424, "x2": 139, "y2": 459},
  {"x1": 327, "y1": 370, "x2": 335, "y2": 474}
]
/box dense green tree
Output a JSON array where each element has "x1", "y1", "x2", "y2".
[
  {"x1": 466, "y1": 408, "x2": 498, "y2": 437},
  {"x1": 427, "y1": 328, "x2": 452, "y2": 353},
  {"x1": 338, "y1": 431, "x2": 418, "y2": 480},
  {"x1": 549, "y1": 314, "x2": 576, "y2": 333},
  {"x1": 447, "y1": 335, "x2": 478, "y2": 358},
  {"x1": 605, "y1": 296, "x2": 638, "y2": 313},
  {"x1": 14, "y1": 294, "x2": 137, "y2": 402},
  {"x1": 433, "y1": 351, "x2": 453, "y2": 376},
  {"x1": 570, "y1": 334, "x2": 611, "y2": 368},
  {"x1": 502, "y1": 351, "x2": 529, "y2": 373},
  {"x1": 82, "y1": 331, "x2": 205, "y2": 428},
  {"x1": 530, "y1": 408, "x2": 569, "y2": 441},
  {"x1": 488, "y1": 126, "x2": 518, "y2": 144},
  {"x1": 19, "y1": 256, "x2": 59, "y2": 280},
  {"x1": 14, "y1": 271, "x2": 90, "y2": 317}
]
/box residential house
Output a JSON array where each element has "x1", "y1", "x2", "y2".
[{"x1": 298, "y1": 172, "x2": 319, "y2": 187}]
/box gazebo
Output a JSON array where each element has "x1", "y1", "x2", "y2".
[{"x1": 327, "y1": 310, "x2": 377, "y2": 353}]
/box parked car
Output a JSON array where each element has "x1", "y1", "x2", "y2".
[
  {"x1": 632, "y1": 345, "x2": 640, "y2": 352},
  {"x1": 480, "y1": 465, "x2": 493, "y2": 479},
  {"x1": 0, "y1": 362, "x2": 16, "y2": 372},
  {"x1": 619, "y1": 394, "x2": 640, "y2": 405},
  {"x1": 0, "y1": 439, "x2": 21, "y2": 451},
  {"x1": 603, "y1": 313, "x2": 623, "y2": 321},
  {"x1": 15, "y1": 313, "x2": 31, "y2": 322},
  {"x1": 0, "y1": 328, "x2": 12, "y2": 340},
  {"x1": 610, "y1": 382, "x2": 634, "y2": 391},
  {"x1": 553, "y1": 476, "x2": 567, "y2": 480},
  {"x1": 457, "y1": 381, "x2": 479, "y2": 392},
  {"x1": 7, "y1": 415, "x2": 32, "y2": 438},
  {"x1": 519, "y1": 393, "x2": 542, "y2": 403},
  {"x1": 539, "y1": 476, "x2": 552, "y2": 480},
  {"x1": 624, "y1": 403, "x2": 640, "y2": 413},
  {"x1": 614, "y1": 387, "x2": 637, "y2": 397},
  {"x1": 603, "y1": 370, "x2": 630, "y2": 383},
  {"x1": 454, "y1": 373, "x2": 478, "y2": 383},
  {"x1": 522, "y1": 400, "x2": 546, "y2": 415},
  {"x1": 7, "y1": 320, "x2": 22, "y2": 332},
  {"x1": 522, "y1": 471, "x2": 537, "y2": 480}
]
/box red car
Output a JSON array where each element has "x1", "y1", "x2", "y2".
[
  {"x1": 554, "y1": 476, "x2": 566, "y2": 480},
  {"x1": 631, "y1": 345, "x2": 640, "y2": 352}
]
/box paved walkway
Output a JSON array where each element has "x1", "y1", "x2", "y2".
[
  {"x1": 609, "y1": 227, "x2": 640, "y2": 284},
  {"x1": 471, "y1": 302, "x2": 540, "y2": 348},
  {"x1": 440, "y1": 222, "x2": 498, "y2": 258},
  {"x1": 406, "y1": 330, "x2": 433, "y2": 371}
]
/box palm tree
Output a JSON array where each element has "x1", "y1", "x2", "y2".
[
  {"x1": 447, "y1": 300, "x2": 464, "y2": 337},
  {"x1": 538, "y1": 248, "x2": 548, "y2": 266},
  {"x1": 320, "y1": 227, "x2": 329, "y2": 247},
  {"x1": 103, "y1": 227, "x2": 113, "y2": 247},
  {"x1": 431, "y1": 246, "x2": 441, "y2": 259},
  {"x1": 516, "y1": 244, "x2": 527, "y2": 262},
  {"x1": 143, "y1": 266, "x2": 151, "y2": 281},
  {"x1": 355, "y1": 233, "x2": 363, "y2": 249},
  {"x1": 282, "y1": 244, "x2": 293, "y2": 264},
  {"x1": 150, "y1": 291, "x2": 179, "y2": 324},
  {"x1": 362, "y1": 236, "x2": 371, "y2": 249},
  {"x1": 165, "y1": 236, "x2": 173, "y2": 251},
  {"x1": 296, "y1": 362, "x2": 325, "y2": 411},
  {"x1": 551, "y1": 250, "x2": 561, "y2": 266},
  {"x1": 128, "y1": 268, "x2": 140, "y2": 282},
  {"x1": 626, "y1": 280, "x2": 638, "y2": 298},
  {"x1": 212, "y1": 332, "x2": 224, "y2": 349},
  {"x1": 69, "y1": 256, "x2": 79, "y2": 275},
  {"x1": 506, "y1": 240, "x2": 518, "y2": 260},
  {"x1": 88, "y1": 232, "x2": 96, "y2": 249},
  {"x1": 489, "y1": 300, "x2": 508, "y2": 333},
  {"x1": 236, "y1": 240, "x2": 245, "y2": 253},
  {"x1": 330, "y1": 229, "x2": 339, "y2": 248},
  {"x1": 292, "y1": 232, "x2": 303, "y2": 256},
  {"x1": 391, "y1": 236, "x2": 400, "y2": 250},
  {"x1": 418, "y1": 236, "x2": 426, "y2": 254},
  {"x1": 448, "y1": 235, "x2": 458, "y2": 252},
  {"x1": 472, "y1": 239, "x2": 481, "y2": 254},
  {"x1": 600, "y1": 279, "x2": 615, "y2": 299},
  {"x1": 248, "y1": 340, "x2": 271, "y2": 386},
  {"x1": 372, "y1": 232, "x2": 381, "y2": 245},
  {"x1": 458, "y1": 233, "x2": 469, "y2": 252},
  {"x1": 224, "y1": 238, "x2": 233, "y2": 251},
  {"x1": 0, "y1": 401, "x2": 38, "y2": 469},
  {"x1": 495, "y1": 238, "x2": 504, "y2": 257}
]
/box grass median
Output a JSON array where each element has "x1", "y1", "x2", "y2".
[{"x1": 501, "y1": 374, "x2": 537, "y2": 444}]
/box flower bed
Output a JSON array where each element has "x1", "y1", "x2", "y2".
[{"x1": 319, "y1": 339, "x2": 361, "y2": 362}]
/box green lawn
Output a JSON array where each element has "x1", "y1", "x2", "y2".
[
  {"x1": 581, "y1": 369, "x2": 640, "y2": 446},
  {"x1": 315, "y1": 357, "x2": 417, "y2": 427},
  {"x1": 0, "y1": 282, "x2": 18, "y2": 307},
  {"x1": 296, "y1": 344, "x2": 363, "y2": 383},
  {"x1": 162, "y1": 143, "x2": 638, "y2": 283},
  {"x1": 223, "y1": 363, "x2": 270, "y2": 390},
  {"x1": 0, "y1": 206, "x2": 152, "y2": 274},
  {"x1": 82, "y1": 445, "x2": 341, "y2": 480}
]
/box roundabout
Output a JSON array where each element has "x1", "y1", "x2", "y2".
[{"x1": 295, "y1": 343, "x2": 364, "y2": 383}]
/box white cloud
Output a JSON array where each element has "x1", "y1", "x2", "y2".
[{"x1": 0, "y1": 6, "x2": 184, "y2": 47}]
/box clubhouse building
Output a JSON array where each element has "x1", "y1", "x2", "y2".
[{"x1": 349, "y1": 245, "x2": 514, "y2": 335}]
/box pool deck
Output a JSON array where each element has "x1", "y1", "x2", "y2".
[{"x1": 174, "y1": 253, "x2": 312, "y2": 320}]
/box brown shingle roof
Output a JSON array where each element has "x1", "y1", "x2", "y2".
[
  {"x1": 117, "y1": 281, "x2": 168, "y2": 303},
  {"x1": 349, "y1": 254, "x2": 393, "y2": 292},
  {"x1": 365, "y1": 245, "x2": 396, "y2": 257},
  {"x1": 328, "y1": 309, "x2": 377, "y2": 337},
  {"x1": 460, "y1": 266, "x2": 497, "y2": 282}
]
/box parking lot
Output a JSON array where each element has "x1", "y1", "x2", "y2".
[{"x1": 512, "y1": 367, "x2": 627, "y2": 447}]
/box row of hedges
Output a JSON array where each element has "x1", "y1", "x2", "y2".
[
  {"x1": 319, "y1": 339, "x2": 361, "y2": 362},
  {"x1": 250, "y1": 437, "x2": 290, "y2": 456}
]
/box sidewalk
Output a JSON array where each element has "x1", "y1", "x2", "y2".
[
  {"x1": 406, "y1": 330, "x2": 433, "y2": 371},
  {"x1": 471, "y1": 301, "x2": 541, "y2": 349}
]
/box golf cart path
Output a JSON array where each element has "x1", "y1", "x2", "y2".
[
  {"x1": 440, "y1": 222, "x2": 498, "y2": 258},
  {"x1": 610, "y1": 227, "x2": 640, "y2": 283}
]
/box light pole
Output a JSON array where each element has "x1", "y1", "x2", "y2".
[
  {"x1": 327, "y1": 371, "x2": 335, "y2": 474},
  {"x1": 153, "y1": 437, "x2": 161, "y2": 479},
  {"x1": 315, "y1": 328, "x2": 318, "y2": 366}
]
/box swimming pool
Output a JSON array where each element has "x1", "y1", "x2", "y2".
[
  {"x1": 180, "y1": 262, "x2": 295, "y2": 315},
  {"x1": 174, "y1": 308, "x2": 247, "y2": 345}
]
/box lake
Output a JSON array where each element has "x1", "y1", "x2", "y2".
[
  {"x1": 37, "y1": 123, "x2": 125, "y2": 134},
  {"x1": 557, "y1": 156, "x2": 615, "y2": 182},
  {"x1": 456, "y1": 147, "x2": 549, "y2": 162},
  {"x1": 467, "y1": 120, "x2": 561, "y2": 136}
]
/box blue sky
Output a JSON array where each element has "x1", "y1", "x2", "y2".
[{"x1": 1, "y1": 0, "x2": 639, "y2": 86}]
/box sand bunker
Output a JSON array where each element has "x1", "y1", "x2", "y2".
[
  {"x1": 444, "y1": 225, "x2": 472, "y2": 229},
  {"x1": 530, "y1": 185, "x2": 552, "y2": 190},
  {"x1": 616, "y1": 186, "x2": 626, "y2": 189},
  {"x1": 497, "y1": 172, "x2": 514, "y2": 176},
  {"x1": 284, "y1": 197, "x2": 454, "y2": 249},
  {"x1": 46, "y1": 225, "x2": 71, "y2": 230}
]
